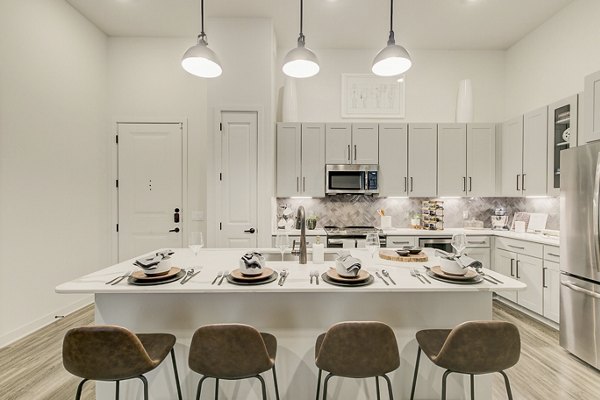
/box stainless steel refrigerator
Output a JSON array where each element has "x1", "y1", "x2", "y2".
[{"x1": 560, "y1": 142, "x2": 600, "y2": 369}]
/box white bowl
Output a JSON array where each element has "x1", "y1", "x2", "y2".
[
  {"x1": 439, "y1": 258, "x2": 467, "y2": 276},
  {"x1": 143, "y1": 259, "x2": 172, "y2": 276}
]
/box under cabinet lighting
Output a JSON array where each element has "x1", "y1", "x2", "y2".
[{"x1": 290, "y1": 196, "x2": 313, "y2": 199}]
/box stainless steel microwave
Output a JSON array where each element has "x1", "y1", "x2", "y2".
[{"x1": 326, "y1": 164, "x2": 379, "y2": 195}]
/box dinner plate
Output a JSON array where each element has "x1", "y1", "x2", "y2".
[
  {"x1": 322, "y1": 273, "x2": 374, "y2": 287},
  {"x1": 426, "y1": 270, "x2": 483, "y2": 285},
  {"x1": 225, "y1": 272, "x2": 278, "y2": 286},
  {"x1": 128, "y1": 270, "x2": 185, "y2": 286},
  {"x1": 130, "y1": 267, "x2": 182, "y2": 282},
  {"x1": 430, "y1": 266, "x2": 479, "y2": 281},
  {"x1": 326, "y1": 269, "x2": 370, "y2": 283},
  {"x1": 229, "y1": 268, "x2": 275, "y2": 282}
]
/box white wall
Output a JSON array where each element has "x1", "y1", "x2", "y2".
[
  {"x1": 505, "y1": 0, "x2": 600, "y2": 118},
  {"x1": 276, "y1": 48, "x2": 506, "y2": 123},
  {"x1": 205, "y1": 18, "x2": 276, "y2": 247},
  {"x1": 0, "y1": 0, "x2": 108, "y2": 345},
  {"x1": 107, "y1": 37, "x2": 208, "y2": 249}
]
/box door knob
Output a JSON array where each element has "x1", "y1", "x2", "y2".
[
  {"x1": 169, "y1": 228, "x2": 180, "y2": 233},
  {"x1": 244, "y1": 228, "x2": 256, "y2": 234}
]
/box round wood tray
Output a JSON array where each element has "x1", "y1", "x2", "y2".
[{"x1": 379, "y1": 250, "x2": 428, "y2": 262}]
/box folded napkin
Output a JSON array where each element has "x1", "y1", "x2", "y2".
[
  {"x1": 134, "y1": 250, "x2": 174, "y2": 270},
  {"x1": 456, "y1": 255, "x2": 482, "y2": 270},
  {"x1": 336, "y1": 251, "x2": 362, "y2": 274},
  {"x1": 240, "y1": 252, "x2": 265, "y2": 270}
]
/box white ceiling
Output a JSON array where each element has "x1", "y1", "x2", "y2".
[{"x1": 66, "y1": 0, "x2": 575, "y2": 50}]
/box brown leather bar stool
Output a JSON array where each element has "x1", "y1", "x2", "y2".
[
  {"x1": 62, "y1": 325, "x2": 183, "y2": 400},
  {"x1": 188, "y1": 323, "x2": 280, "y2": 400},
  {"x1": 315, "y1": 321, "x2": 400, "y2": 400},
  {"x1": 409, "y1": 321, "x2": 520, "y2": 400}
]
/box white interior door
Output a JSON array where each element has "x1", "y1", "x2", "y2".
[
  {"x1": 218, "y1": 112, "x2": 258, "y2": 248},
  {"x1": 117, "y1": 123, "x2": 183, "y2": 261}
]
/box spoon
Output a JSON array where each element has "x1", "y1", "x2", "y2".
[
  {"x1": 381, "y1": 269, "x2": 396, "y2": 285},
  {"x1": 179, "y1": 268, "x2": 194, "y2": 284}
]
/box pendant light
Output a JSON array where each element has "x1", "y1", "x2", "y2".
[
  {"x1": 372, "y1": 0, "x2": 412, "y2": 77},
  {"x1": 282, "y1": 0, "x2": 320, "y2": 78},
  {"x1": 181, "y1": 0, "x2": 222, "y2": 78}
]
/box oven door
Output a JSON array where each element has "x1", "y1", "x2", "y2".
[{"x1": 419, "y1": 237, "x2": 453, "y2": 254}]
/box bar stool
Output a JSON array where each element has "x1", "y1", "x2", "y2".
[
  {"x1": 62, "y1": 325, "x2": 183, "y2": 400},
  {"x1": 188, "y1": 323, "x2": 280, "y2": 400},
  {"x1": 314, "y1": 321, "x2": 400, "y2": 400},
  {"x1": 410, "y1": 320, "x2": 520, "y2": 400}
]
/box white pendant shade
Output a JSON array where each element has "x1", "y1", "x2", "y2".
[
  {"x1": 181, "y1": 41, "x2": 222, "y2": 78},
  {"x1": 282, "y1": 45, "x2": 320, "y2": 78},
  {"x1": 372, "y1": 43, "x2": 412, "y2": 77}
]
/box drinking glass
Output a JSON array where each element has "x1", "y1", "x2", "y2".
[
  {"x1": 189, "y1": 231, "x2": 204, "y2": 256},
  {"x1": 365, "y1": 233, "x2": 381, "y2": 259},
  {"x1": 451, "y1": 233, "x2": 466, "y2": 257},
  {"x1": 275, "y1": 233, "x2": 289, "y2": 262}
]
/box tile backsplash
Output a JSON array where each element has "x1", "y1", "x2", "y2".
[{"x1": 275, "y1": 196, "x2": 559, "y2": 230}]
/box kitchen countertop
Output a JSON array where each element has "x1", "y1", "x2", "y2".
[{"x1": 56, "y1": 248, "x2": 524, "y2": 294}]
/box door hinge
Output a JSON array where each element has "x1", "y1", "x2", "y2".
[
  {"x1": 115, "y1": 135, "x2": 118, "y2": 144},
  {"x1": 219, "y1": 173, "x2": 222, "y2": 181},
  {"x1": 219, "y1": 122, "x2": 223, "y2": 131},
  {"x1": 115, "y1": 179, "x2": 119, "y2": 188},
  {"x1": 116, "y1": 224, "x2": 119, "y2": 232},
  {"x1": 219, "y1": 222, "x2": 222, "y2": 230}
]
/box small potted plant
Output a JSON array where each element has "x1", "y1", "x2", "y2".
[
  {"x1": 410, "y1": 212, "x2": 421, "y2": 228},
  {"x1": 306, "y1": 215, "x2": 318, "y2": 230}
]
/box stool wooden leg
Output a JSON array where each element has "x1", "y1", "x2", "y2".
[
  {"x1": 256, "y1": 374, "x2": 268, "y2": 400},
  {"x1": 382, "y1": 374, "x2": 394, "y2": 400},
  {"x1": 375, "y1": 376, "x2": 381, "y2": 400},
  {"x1": 215, "y1": 378, "x2": 220, "y2": 400},
  {"x1": 272, "y1": 366, "x2": 281, "y2": 400},
  {"x1": 441, "y1": 370, "x2": 452, "y2": 400},
  {"x1": 315, "y1": 369, "x2": 322, "y2": 400},
  {"x1": 499, "y1": 371, "x2": 514, "y2": 400},
  {"x1": 170, "y1": 349, "x2": 183, "y2": 400},
  {"x1": 196, "y1": 376, "x2": 209, "y2": 400},
  {"x1": 410, "y1": 346, "x2": 422, "y2": 400},
  {"x1": 138, "y1": 375, "x2": 149, "y2": 400},
  {"x1": 322, "y1": 373, "x2": 334, "y2": 400},
  {"x1": 115, "y1": 380, "x2": 120, "y2": 400},
  {"x1": 470, "y1": 374, "x2": 475, "y2": 400},
  {"x1": 75, "y1": 378, "x2": 88, "y2": 400}
]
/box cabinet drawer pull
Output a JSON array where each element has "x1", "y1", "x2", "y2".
[
  {"x1": 468, "y1": 241, "x2": 486, "y2": 245},
  {"x1": 508, "y1": 245, "x2": 525, "y2": 250},
  {"x1": 547, "y1": 253, "x2": 560, "y2": 258},
  {"x1": 392, "y1": 241, "x2": 410, "y2": 245}
]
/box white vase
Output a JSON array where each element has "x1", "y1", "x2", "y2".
[
  {"x1": 456, "y1": 79, "x2": 473, "y2": 123},
  {"x1": 282, "y1": 77, "x2": 298, "y2": 122}
]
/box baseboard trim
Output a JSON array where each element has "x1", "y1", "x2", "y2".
[
  {"x1": 0, "y1": 296, "x2": 94, "y2": 348},
  {"x1": 494, "y1": 295, "x2": 559, "y2": 330}
]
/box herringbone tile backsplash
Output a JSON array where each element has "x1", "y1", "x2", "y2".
[{"x1": 276, "y1": 196, "x2": 559, "y2": 230}]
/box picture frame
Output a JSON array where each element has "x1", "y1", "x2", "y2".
[{"x1": 341, "y1": 73, "x2": 406, "y2": 118}]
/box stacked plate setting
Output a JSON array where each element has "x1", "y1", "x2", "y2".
[
  {"x1": 226, "y1": 268, "x2": 279, "y2": 285},
  {"x1": 426, "y1": 266, "x2": 484, "y2": 285},
  {"x1": 321, "y1": 269, "x2": 374, "y2": 287},
  {"x1": 128, "y1": 267, "x2": 186, "y2": 286}
]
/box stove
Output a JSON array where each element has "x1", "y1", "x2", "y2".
[{"x1": 324, "y1": 226, "x2": 386, "y2": 248}]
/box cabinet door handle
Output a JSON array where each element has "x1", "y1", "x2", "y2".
[
  {"x1": 516, "y1": 174, "x2": 520, "y2": 191},
  {"x1": 469, "y1": 177, "x2": 472, "y2": 192},
  {"x1": 296, "y1": 177, "x2": 300, "y2": 192},
  {"x1": 542, "y1": 267, "x2": 548, "y2": 288},
  {"x1": 347, "y1": 145, "x2": 351, "y2": 161},
  {"x1": 510, "y1": 259, "x2": 514, "y2": 277},
  {"x1": 354, "y1": 145, "x2": 357, "y2": 161},
  {"x1": 404, "y1": 177, "x2": 407, "y2": 193},
  {"x1": 302, "y1": 177, "x2": 306, "y2": 192},
  {"x1": 522, "y1": 174, "x2": 526, "y2": 191},
  {"x1": 516, "y1": 260, "x2": 521, "y2": 279},
  {"x1": 463, "y1": 177, "x2": 467, "y2": 192},
  {"x1": 410, "y1": 177, "x2": 414, "y2": 192}
]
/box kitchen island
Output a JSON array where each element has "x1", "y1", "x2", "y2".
[{"x1": 56, "y1": 248, "x2": 524, "y2": 400}]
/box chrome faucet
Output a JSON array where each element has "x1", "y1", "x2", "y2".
[{"x1": 295, "y1": 206, "x2": 307, "y2": 264}]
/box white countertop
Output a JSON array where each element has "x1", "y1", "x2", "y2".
[
  {"x1": 56, "y1": 248, "x2": 524, "y2": 294},
  {"x1": 272, "y1": 228, "x2": 327, "y2": 236}
]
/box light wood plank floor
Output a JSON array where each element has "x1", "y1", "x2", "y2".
[{"x1": 1, "y1": 301, "x2": 599, "y2": 399}]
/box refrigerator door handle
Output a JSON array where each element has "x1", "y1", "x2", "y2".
[
  {"x1": 561, "y1": 281, "x2": 600, "y2": 299},
  {"x1": 593, "y1": 153, "x2": 600, "y2": 272}
]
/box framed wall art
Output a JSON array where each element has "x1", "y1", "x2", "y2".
[{"x1": 341, "y1": 73, "x2": 406, "y2": 118}]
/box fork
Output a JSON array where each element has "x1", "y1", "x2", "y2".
[
  {"x1": 106, "y1": 271, "x2": 132, "y2": 285},
  {"x1": 416, "y1": 269, "x2": 431, "y2": 284},
  {"x1": 212, "y1": 271, "x2": 223, "y2": 285},
  {"x1": 218, "y1": 271, "x2": 228, "y2": 285},
  {"x1": 410, "y1": 268, "x2": 426, "y2": 284},
  {"x1": 278, "y1": 269, "x2": 289, "y2": 286},
  {"x1": 310, "y1": 270, "x2": 320, "y2": 285}
]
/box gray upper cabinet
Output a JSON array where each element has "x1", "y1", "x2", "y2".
[
  {"x1": 438, "y1": 124, "x2": 467, "y2": 197},
  {"x1": 583, "y1": 70, "x2": 600, "y2": 144},
  {"x1": 467, "y1": 123, "x2": 496, "y2": 197},
  {"x1": 325, "y1": 123, "x2": 378, "y2": 164},
  {"x1": 408, "y1": 124, "x2": 437, "y2": 197},
  {"x1": 501, "y1": 116, "x2": 524, "y2": 197},
  {"x1": 276, "y1": 123, "x2": 325, "y2": 197},
  {"x1": 523, "y1": 106, "x2": 548, "y2": 196},
  {"x1": 379, "y1": 123, "x2": 408, "y2": 196}
]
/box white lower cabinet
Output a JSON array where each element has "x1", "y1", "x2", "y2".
[
  {"x1": 494, "y1": 248, "x2": 518, "y2": 303},
  {"x1": 543, "y1": 261, "x2": 560, "y2": 323},
  {"x1": 516, "y1": 254, "x2": 543, "y2": 315}
]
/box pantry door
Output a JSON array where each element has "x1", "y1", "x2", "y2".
[
  {"x1": 217, "y1": 111, "x2": 258, "y2": 248},
  {"x1": 117, "y1": 123, "x2": 183, "y2": 261}
]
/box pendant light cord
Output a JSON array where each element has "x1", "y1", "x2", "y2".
[
  {"x1": 297, "y1": 0, "x2": 306, "y2": 46},
  {"x1": 387, "y1": 0, "x2": 396, "y2": 45},
  {"x1": 198, "y1": 0, "x2": 207, "y2": 43}
]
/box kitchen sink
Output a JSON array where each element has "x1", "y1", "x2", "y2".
[{"x1": 262, "y1": 251, "x2": 338, "y2": 262}]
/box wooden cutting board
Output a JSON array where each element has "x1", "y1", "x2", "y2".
[{"x1": 378, "y1": 250, "x2": 428, "y2": 262}]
